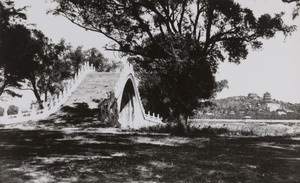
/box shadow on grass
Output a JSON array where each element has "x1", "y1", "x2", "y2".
[
  {"x1": 39, "y1": 102, "x2": 118, "y2": 129},
  {"x1": 1, "y1": 125, "x2": 300, "y2": 182}
]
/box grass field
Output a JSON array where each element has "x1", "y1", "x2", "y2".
[
  {"x1": 189, "y1": 119, "x2": 300, "y2": 137},
  {"x1": 1, "y1": 120, "x2": 300, "y2": 182}
]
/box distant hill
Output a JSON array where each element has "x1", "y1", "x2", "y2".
[{"x1": 192, "y1": 93, "x2": 300, "y2": 120}]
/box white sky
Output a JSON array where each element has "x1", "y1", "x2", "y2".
[{"x1": 11, "y1": 0, "x2": 300, "y2": 104}]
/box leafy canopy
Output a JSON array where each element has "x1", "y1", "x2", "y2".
[{"x1": 0, "y1": 1, "x2": 30, "y2": 96}]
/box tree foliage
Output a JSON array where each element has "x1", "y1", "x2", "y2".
[
  {"x1": 84, "y1": 47, "x2": 122, "y2": 72},
  {"x1": 27, "y1": 33, "x2": 72, "y2": 104},
  {"x1": 52, "y1": 0, "x2": 295, "y2": 133},
  {"x1": 65, "y1": 46, "x2": 122, "y2": 73},
  {"x1": 0, "y1": 0, "x2": 29, "y2": 97}
]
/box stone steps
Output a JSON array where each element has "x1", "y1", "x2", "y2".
[{"x1": 63, "y1": 72, "x2": 120, "y2": 109}]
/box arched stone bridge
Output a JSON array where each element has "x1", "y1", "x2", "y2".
[
  {"x1": 63, "y1": 63, "x2": 162, "y2": 128},
  {"x1": 0, "y1": 63, "x2": 162, "y2": 128}
]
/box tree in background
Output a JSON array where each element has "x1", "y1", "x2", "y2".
[
  {"x1": 27, "y1": 32, "x2": 72, "y2": 106},
  {"x1": 65, "y1": 46, "x2": 122, "y2": 75},
  {"x1": 0, "y1": 0, "x2": 29, "y2": 97},
  {"x1": 66, "y1": 46, "x2": 84, "y2": 74},
  {"x1": 85, "y1": 48, "x2": 122, "y2": 72},
  {"x1": 53, "y1": 0, "x2": 295, "y2": 134},
  {"x1": 0, "y1": 26, "x2": 71, "y2": 109},
  {"x1": 0, "y1": 1, "x2": 70, "y2": 108}
]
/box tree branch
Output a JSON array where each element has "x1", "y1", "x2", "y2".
[
  {"x1": 178, "y1": 0, "x2": 187, "y2": 34},
  {"x1": 159, "y1": 1, "x2": 178, "y2": 34}
]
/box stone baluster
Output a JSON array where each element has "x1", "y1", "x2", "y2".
[
  {"x1": 56, "y1": 95, "x2": 60, "y2": 105},
  {"x1": 59, "y1": 91, "x2": 63, "y2": 100},
  {"x1": 50, "y1": 98, "x2": 55, "y2": 109},
  {"x1": 31, "y1": 105, "x2": 37, "y2": 116},
  {"x1": 63, "y1": 87, "x2": 68, "y2": 96},
  {"x1": 57, "y1": 94, "x2": 60, "y2": 102},
  {"x1": 3, "y1": 107, "x2": 8, "y2": 118},
  {"x1": 75, "y1": 72, "x2": 79, "y2": 81},
  {"x1": 17, "y1": 107, "x2": 22, "y2": 117}
]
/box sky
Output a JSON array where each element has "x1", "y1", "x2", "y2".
[{"x1": 10, "y1": 0, "x2": 300, "y2": 104}]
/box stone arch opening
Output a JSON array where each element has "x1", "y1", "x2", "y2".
[{"x1": 119, "y1": 79, "x2": 136, "y2": 127}]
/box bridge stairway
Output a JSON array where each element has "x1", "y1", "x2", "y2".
[
  {"x1": 50, "y1": 72, "x2": 121, "y2": 127},
  {"x1": 63, "y1": 72, "x2": 120, "y2": 108}
]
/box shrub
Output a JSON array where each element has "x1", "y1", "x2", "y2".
[{"x1": 7, "y1": 105, "x2": 18, "y2": 115}]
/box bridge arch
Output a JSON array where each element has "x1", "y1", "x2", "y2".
[{"x1": 116, "y1": 73, "x2": 145, "y2": 128}]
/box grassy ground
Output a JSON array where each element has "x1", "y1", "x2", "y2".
[
  {"x1": 189, "y1": 119, "x2": 300, "y2": 137},
  {"x1": 1, "y1": 120, "x2": 300, "y2": 182}
]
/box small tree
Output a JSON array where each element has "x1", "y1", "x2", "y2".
[{"x1": 84, "y1": 48, "x2": 122, "y2": 72}]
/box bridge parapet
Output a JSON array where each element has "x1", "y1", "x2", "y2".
[{"x1": 0, "y1": 62, "x2": 95, "y2": 124}]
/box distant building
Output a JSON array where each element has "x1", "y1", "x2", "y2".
[
  {"x1": 263, "y1": 92, "x2": 272, "y2": 103},
  {"x1": 262, "y1": 92, "x2": 282, "y2": 112}
]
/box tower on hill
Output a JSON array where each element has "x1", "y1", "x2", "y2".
[{"x1": 263, "y1": 92, "x2": 272, "y2": 103}]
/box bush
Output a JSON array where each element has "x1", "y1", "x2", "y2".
[
  {"x1": 133, "y1": 123, "x2": 230, "y2": 137},
  {"x1": 7, "y1": 105, "x2": 18, "y2": 115}
]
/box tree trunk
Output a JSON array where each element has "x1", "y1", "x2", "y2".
[
  {"x1": 176, "y1": 112, "x2": 188, "y2": 136},
  {"x1": 0, "y1": 80, "x2": 8, "y2": 96},
  {"x1": 30, "y1": 78, "x2": 44, "y2": 109},
  {"x1": 0, "y1": 85, "x2": 6, "y2": 96}
]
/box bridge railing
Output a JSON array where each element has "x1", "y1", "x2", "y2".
[
  {"x1": 0, "y1": 62, "x2": 96, "y2": 124},
  {"x1": 144, "y1": 111, "x2": 162, "y2": 123}
]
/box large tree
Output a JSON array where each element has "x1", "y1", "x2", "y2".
[
  {"x1": 0, "y1": 1, "x2": 73, "y2": 107},
  {"x1": 52, "y1": 0, "x2": 295, "y2": 134}
]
